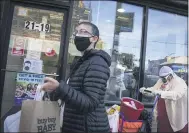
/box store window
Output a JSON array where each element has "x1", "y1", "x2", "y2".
[
  {"x1": 1, "y1": 6, "x2": 64, "y2": 116},
  {"x1": 67, "y1": 1, "x2": 143, "y2": 101},
  {"x1": 143, "y1": 9, "x2": 188, "y2": 103}
]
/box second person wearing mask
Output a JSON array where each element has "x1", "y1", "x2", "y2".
[
  {"x1": 140, "y1": 66, "x2": 188, "y2": 132},
  {"x1": 42, "y1": 22, "x2": 111, "y2": 133}
]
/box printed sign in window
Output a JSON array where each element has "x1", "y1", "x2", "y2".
[
  {"x1": 11, "y1": 36, "x2": 25, "y2": 56},
  {"x1": 15, "y1": 73, "x2": 45, "y2": 105},
  {"x1": 23, "y1": 58, "x2": 43, "y2": 74}
]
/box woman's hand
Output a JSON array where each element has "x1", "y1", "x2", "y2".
[{"x1": 41, "y1": 77, "x2": 60, "y2": 92}]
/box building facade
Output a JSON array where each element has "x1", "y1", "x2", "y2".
[{"x1": 0, "y1": 0, "x2": 188, "y2": 126}]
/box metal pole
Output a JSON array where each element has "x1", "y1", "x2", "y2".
[{"x1": 96, "y1": 0, "x2": 100, "y2": 26}]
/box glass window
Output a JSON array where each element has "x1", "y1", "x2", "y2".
[
  {"x1": 1, "y1": 6, "x2": 64, "y2": 116},
  {"x1": 143, "y1": 9, "x2": 188, "y2": 103},
  {"x1": 67, "y1": 1, "x2": 143, "y2": 101}
]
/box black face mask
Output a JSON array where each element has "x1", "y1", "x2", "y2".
[
  {"x1": 25, "y1": 66, "x2": 30, "y2": 71},
  {"x1": 161, "y1": 77, "x2": 167, "y2": 83},
  {"x1": 74, "y1": 36, "x2": 91, "y2": 51},
  {"x1": 161, "y1": 75, "x2": 170, "y2": 83}
]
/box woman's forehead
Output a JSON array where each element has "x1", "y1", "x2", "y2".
[{"x1": 76, "y1": 24, "x2": 92, "y2": 32}]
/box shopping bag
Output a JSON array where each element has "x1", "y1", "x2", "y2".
[
  {"x1": 19, "y1": 86, "x2": 61, "y2": 132},
  {"x1": 108, "y1": 110, "x2": 119, "y2": 132},
  {"x1": 107, "y1": 104, "x2": 120, "y2": 115},
  {"x1": 59, "y1": 101, "x2": 65, "y2": 128},
  {"x1": 107, "y1": 105, "x2": 120, "y2": 132},
  {"x1": 4, "y1": 111, "x2": 21, "y2": 132},
  {"x1": 19, "y1": 100, "x2": 60, "y2": 132}
]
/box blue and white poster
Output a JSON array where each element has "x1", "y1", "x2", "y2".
[
  {"x1": 14, "y1": 72, "x2": 45, "y2": 105},
  {"x1": 171, "y1": 65, "x2": 187, "y2": 73}
]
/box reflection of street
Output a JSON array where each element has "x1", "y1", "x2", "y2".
[
  {"x1": 105, "y1": 63, "x2": 139, "y2": 101},
  {"x1": 147, "y1": 56, "x2": 188, "y2": 86}
]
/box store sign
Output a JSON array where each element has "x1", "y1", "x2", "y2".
[
  {"x1": 116, "y1": 12, "x2": 134, "y2": 32},
  {"x1": 25, "y1": 21, "x2": 50, "y2": 32}
]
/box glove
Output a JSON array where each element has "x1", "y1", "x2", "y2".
[
  {"x1": 139, "y1": 87, "x2": 146, "y2": 93},
  {"x1": 140, "y1": 87, "x2": 152, "y2": 94},
  {"x1": 140, "y1": 87, "x2": 155, "y2": 97}
]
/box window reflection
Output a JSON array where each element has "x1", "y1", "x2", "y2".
[
  {"x1": 143, "y1": 9, "x2": 188, "y2": 103},
  {"x1": 106, "y1": 3, "x2": 143, "y2": 101},
  {"x1": 68, "y1": 1, "x2": 143, "y2": 101},
  {"x1": 68, "y1": 1, "x2": 188, "y2": 102}
]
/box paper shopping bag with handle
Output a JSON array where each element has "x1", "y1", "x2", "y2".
[
  {"x1": 19, "y1": 85, "x2": 60, "y2": 132},
  {"x1": 19, "y1": 100, "x2": 60, "y2": 132}
]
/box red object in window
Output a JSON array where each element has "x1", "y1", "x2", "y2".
[
  {"x1": 11, "y1": 37, "x2": 25, "y2": 56},
  {"x1": 45, "y1": 48, "x2": 56, "y2": 57}
]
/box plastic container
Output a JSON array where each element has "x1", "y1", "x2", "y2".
[
  {"x1": 119, "y1": 119, "x2": 143, "y2": 133},
  {"x1": 120, "y1": 97, "x2": 144, "y2": 121}
]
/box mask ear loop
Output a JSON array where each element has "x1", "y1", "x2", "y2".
[{"x1": 92, "y1": 36, "x2": 99, "y2": 49}]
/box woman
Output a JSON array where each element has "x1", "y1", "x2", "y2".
[
  {"x1": 140, "y1": 66, "x2": 188, "y2": 132},
  {"x1": 41, "y1": 22, "x2": 111, "y2": 133}
]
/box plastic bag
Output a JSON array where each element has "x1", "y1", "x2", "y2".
[
  {"x1": 107, "y1": 105, "x2": 120, "y2": 132},
  {"x1": 34, "y1": 85, "x2": 45, "y2": 101},
  {"x1": 124, "y1": 101, "x2": 137, "y2": 110},
  {"x1": 107, "y1": 104, "x2": 120, "y2": 115},
  {"x1": 4, "y1": 111, "x2": 21, "y2": 132},
  {"x1": 108, "y1": 110, "x2": 119, "y2": 132}
]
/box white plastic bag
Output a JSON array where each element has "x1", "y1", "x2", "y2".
[
  {"x1": 108, "y1": 110, "x2": 119, "y2": 132},
  {"x1": 34, "y1": 85, "x2": 45, "y2": 101},
  {"x1": 59, "y1": 101, "x2": 65, "y2": 128},
  {"x1": 107, "y1": 104, "x2": 120, "y2": 115},
  {"x1": 4, "y1": 111, "x2": 21, "y2": 132}
]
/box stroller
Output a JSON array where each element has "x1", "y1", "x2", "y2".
[{"x1": 119, "y1": 93, "x2": 159, "y2": 133}]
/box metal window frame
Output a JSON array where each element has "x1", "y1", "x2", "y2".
[
  {"x1": 138, "y1": 6, "x2": 149, "y2": 102},
  {"x1": 116, "y1": 0, "x2": 187, "y2": 16}
]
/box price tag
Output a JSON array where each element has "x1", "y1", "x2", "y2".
[{"x1": 24, "y1": 21, "x2": 50, "y2": 32}]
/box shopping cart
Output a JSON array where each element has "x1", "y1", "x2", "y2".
[{"x1": 119, "y1": 92, "x2": 159, "y2": 133}]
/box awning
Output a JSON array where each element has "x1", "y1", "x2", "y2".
[{"x1": 160, "y1": 56, "x2": 188, "y2": 65}]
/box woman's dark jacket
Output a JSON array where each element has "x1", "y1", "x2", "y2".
[{"x1": 54, "y1": 49, "x2": 111, "y2": 133}]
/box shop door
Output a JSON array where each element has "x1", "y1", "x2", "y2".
[{"x1": 0, "y1": 4, "x2": 67, "y2": 120}]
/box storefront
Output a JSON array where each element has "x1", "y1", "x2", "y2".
[{"x1": 0, "y1": 0, "x2": 188, "y2": 129}]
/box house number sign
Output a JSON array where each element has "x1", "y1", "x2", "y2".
[{"x1": 24, "y1": 21, "x2": 50, "y2": 32}]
